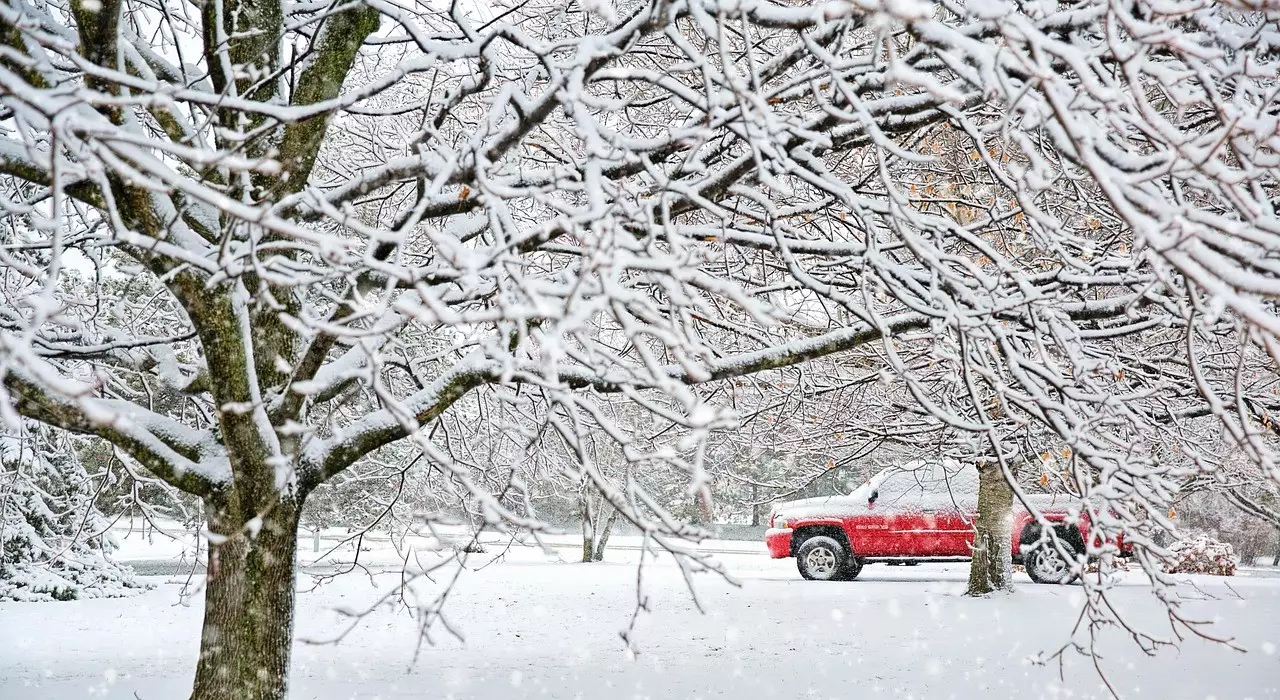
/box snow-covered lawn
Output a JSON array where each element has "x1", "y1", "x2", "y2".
[{"x1": 2, "y1": 542, "x2": 1278, "y2": 700}]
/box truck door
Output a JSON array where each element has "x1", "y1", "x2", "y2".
[
  {"x1": 870, "y1": 471, "x2": 944, "y2": 556},
  {"x1": 929, "y1": 469, "x2": 979, "y2": 556},
  {"x1": 885, "y1": 465, "x2": 977, "y2": 557}
]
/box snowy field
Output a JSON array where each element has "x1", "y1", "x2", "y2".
[{"x1": 2, "y1": 533, "x2": 1279, "y2": 700}]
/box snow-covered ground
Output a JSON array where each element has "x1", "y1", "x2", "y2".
[{"x1": 2, "y1": 533, "x2": 1278, "y2": 700}]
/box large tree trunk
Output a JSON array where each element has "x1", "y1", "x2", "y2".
[
  {"x1": 190, "y1": 500, "x2": 301, "y2": 700},
  {"x1": 967, "y1": 462, "x2": 1014, "y2": 596}
]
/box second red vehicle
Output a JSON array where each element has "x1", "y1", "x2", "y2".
[{"x1": 766, "y1": 462, "x2": 1122, "y2": 584}]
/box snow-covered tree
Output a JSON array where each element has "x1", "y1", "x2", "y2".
[
  {"x1": 0, "y1": 425, "x2": 144, "y2": 601},
  {"x1": 2, "y1": 0, "x2": 1278, "y2": 698}
]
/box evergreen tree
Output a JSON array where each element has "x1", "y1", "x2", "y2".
[{"x1": 0, "y1": 426, "x2": 145, "y2": 601}]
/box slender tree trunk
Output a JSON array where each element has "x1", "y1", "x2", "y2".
[
  {"x1": 592, "y1": 506, "x2": 618, "y2": 562},
  {"x1": 581, "y1": 492, "x2": 595, "y2": 563},
  {"x1": 190, "y1": 500, "x2": 301, "y2": 700},
  {"x1": 751, "y1": 483, "x2": 760, "y2": 527},
  {"x1": 462, "y1": 503, "x2": 486, "y2": 553},
  {"x1": 967, "y1": 462, "x2": 1014, "y2": 596},
  {"x1": 1272, "y1": 528, "x2": 1279, "y2": 567}
]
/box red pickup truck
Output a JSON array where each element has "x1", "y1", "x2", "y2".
[{"x1": 765, "y1": 463, "x2": 1119, "y2": 584}]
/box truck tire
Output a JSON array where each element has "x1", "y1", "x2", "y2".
[
  {"x1": 1024, "y1": 535, "x2": 1082, "y2": 585},
  {"x1": 796, "y1": 536, "x2": 850, "y2": 581},
  {"x1": 840, "y1": 555, "x2": 864, "y2": 581}
]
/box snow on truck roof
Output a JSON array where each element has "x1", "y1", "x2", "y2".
[{"x1": 772, "y1": 460, "x2": 1080, "y2": 519}]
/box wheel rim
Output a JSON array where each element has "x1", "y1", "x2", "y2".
[
  {"x1": 805, "y1": 546, "x2": 838, "y2": 577},
  {"x1": 1033, "y1": 547, "x2": 1069, "y2": 581}
]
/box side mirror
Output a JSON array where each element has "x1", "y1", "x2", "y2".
[{"x1": 868, "y1": 489, "x2": 879, "y2": 506}]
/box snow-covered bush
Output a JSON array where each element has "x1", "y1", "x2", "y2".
[
  {"x1": 1, "y1": 430, "x2": 147, "y2": 602},
  {"x1": 1163, "y1": 536, "x2": 1237, "y2": 577},
  {"x1": 0, "y1": 552, "x2": 145, "y2": 602},
  {"x1": 1175, "y1": 490, "x2": 1278, "y2": 565},
  {"x1": 1086, "y1": 558, "x2": 1132, "y2": 574}
]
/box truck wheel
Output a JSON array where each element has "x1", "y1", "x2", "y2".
[
  {"x1": 796, "y1": 536, "x2": 850, "y2": 581},
  {"x1": 1025, "y1": 539, "x2": 1081, "y2": 585},
  {"x1": 840, "y1": 556, "x2": 864, "y2": 581}
]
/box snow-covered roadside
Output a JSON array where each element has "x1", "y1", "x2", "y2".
[
  {"x1": 2, "y1": 549, "x2": 1277, "y2": 700},
  {"x1": 104, "y1": 521, "x2": 770, "y2": 573}
]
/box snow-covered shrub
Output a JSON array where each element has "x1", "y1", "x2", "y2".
[
  {"x1": 1163, "y1": 536, "x2": 1237, "y2": 576},
  {"x1": 0, "y1": 553, "x2": 146, "y2": 602},
  {"x1": 1175, "y1": 490, "x2": 1278, "y2": 564},
  {"x1": 1, "y1": 429, "x2": 148, "y2": 602}
]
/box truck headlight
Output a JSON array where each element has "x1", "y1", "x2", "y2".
[{"x1": 775, "y1": 517, "x2": 789, "y2": 530}]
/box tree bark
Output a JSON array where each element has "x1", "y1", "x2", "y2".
[
  {"x1": 580, "y1": 492, "x2": 595, "y2": 563},
  {"x1": 592, "y1": 506, "x2": 618, "y2": 562},
  {"x1": 751, "y1": 483, "x2": 760, "y2": 527},
  {"x1": 966, "y1": 462, "x2": 1014, "y2": 596},
  {"x1": 190, "y1": 500, "x2": 301, "y2": 700},
  {"x1": 462, "y1": 507, "x2": 486, "y2": 554}
]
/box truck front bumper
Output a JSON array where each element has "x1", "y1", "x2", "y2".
[{"x1": 765, "y1": 528, "x2": 793, "y2": 558}]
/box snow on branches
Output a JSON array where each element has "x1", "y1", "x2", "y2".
[
  {"x1": 0, "y1": 0, "x2": 1277, "y2": 687},
  {"x1": 0, "y1": 427, "x2": 146, "y2": 601}
]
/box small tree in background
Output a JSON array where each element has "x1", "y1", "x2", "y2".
[{"x1": 0, "y1": 425, "x2": 144, "y2": 601}]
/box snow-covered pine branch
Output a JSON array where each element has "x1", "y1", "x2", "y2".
[{"x1": 0, "y1": 424, "x2": 147, "y2": 601}]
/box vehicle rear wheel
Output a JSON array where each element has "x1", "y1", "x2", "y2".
[
  {"x1": 796, "y1": 536, "x2": 850, "y2": 581},
  {"x1": 1025, "y1": 538, "x2": 1081, "y2": 585}
]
